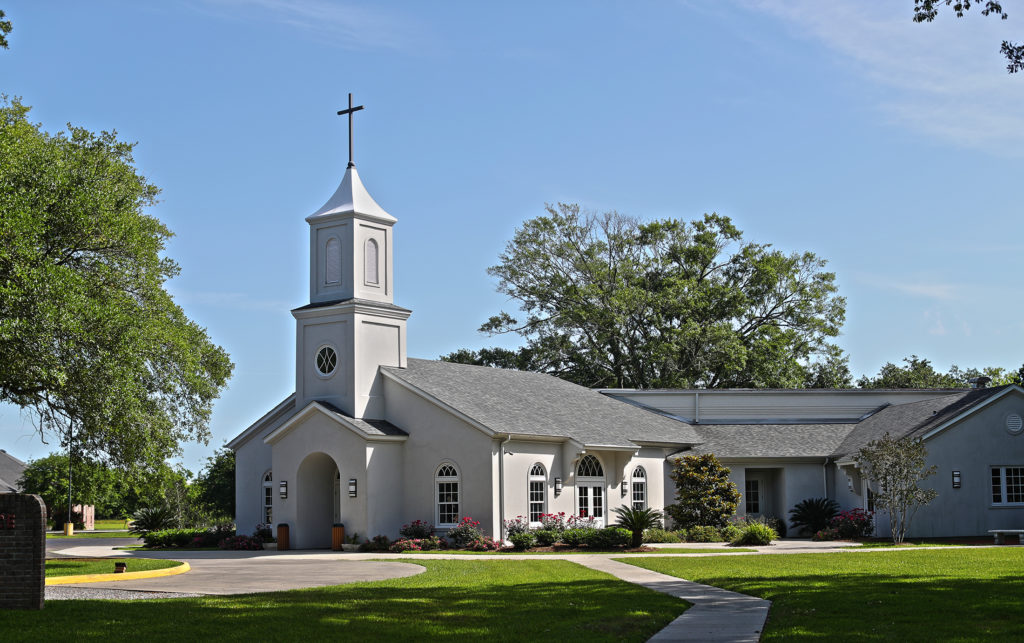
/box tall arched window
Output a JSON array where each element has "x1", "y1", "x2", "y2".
[
  {"x1": 262, "y1": 471, "x2": 273, "y2": 523},
  {"x1": 631, "y1": 466, "x2": 647, "y2": 510},
  {"x1": 325, "y1": 237, "x2": 341, "y2": 284},
  {"x1": 365, "y1": 238, "x2": 379, "y2": 285},
  {"x1": 435, "y1": 463, "x2": 460, "y2": 527},
  {"x1": 576, "y1": 455, "x2": 605, "y2": 522},
  {"x1": 528, "y1": 463, "x2": 546, "y2": 524}
]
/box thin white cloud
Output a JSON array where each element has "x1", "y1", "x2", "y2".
[
  {"x1": 739, "y1": 0, "x2": 1024, "y2": 155},
  {"x1": 193, "y1": 0, "x2": 424, "y2": 51},
  {"x1": 925, "y1": 309, "x2": 947, "y2": 335},
  {"x1": 857, "y1": 272, "x2": 960, "y2": 300}
]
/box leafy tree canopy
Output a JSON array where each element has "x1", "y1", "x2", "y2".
[
  {"x1": 451, "y1": 204, "x2": 847, "y2": 389},
  {"x1": 854, "y1": 433, "x2": 938, "y2": 544},
  {"x1": 913, "y1": 1, "x2": 1024, "y2": 72},
  {"x1": 0, "y1": 10, "x2": 11, "y2": 49},
  {"x1": 194, "y1": 447, "x2": 235, "y2": 517},
  {"x1": 0, "y1": 98, "x2": 233, "y2": 469},
  {"x1": 857, "y1": 355, "x2": 1023, "y2": 389}
]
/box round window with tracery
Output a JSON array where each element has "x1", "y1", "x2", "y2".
[{"x1": 316, "y1": 346, "x2": 337, "y2": 376}]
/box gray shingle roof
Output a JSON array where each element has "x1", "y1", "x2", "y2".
[
  {"x1": 689, "y1": 423, "x2": 856, "y2": 459},
  {"x1": 292, "y1": 298, "x2": 412, "y2": 313},
  {"x1": 381, "y1": 359, "x2": 701, "y2": 447},
  {"x1": 831, "y1": 386, "x2": 1006, "y2": 458},
  {"x1": 0, "y1": 450, "x2": 27, "y2": 492},
  {"x1": 315, "y1": 401, "x2": 408, "y2": 437}
]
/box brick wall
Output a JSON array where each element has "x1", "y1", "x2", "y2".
[{"x1": 0, "y1": 494, "x2": 46, "y2": 610}]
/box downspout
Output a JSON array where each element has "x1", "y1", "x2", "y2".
[
  {"x1": 822, "y1": 457, "x2": 829, "y2": 498},
  {"x1": 694, "y1": 392, "x2": 700, "y2": 424},
  {"x1": 498, "y1": 434, "x2": 511, "y2": 542}
]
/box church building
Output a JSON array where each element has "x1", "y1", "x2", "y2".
[{"x1": 229, "y1": 109, "x2": 1024, "y2": 546}]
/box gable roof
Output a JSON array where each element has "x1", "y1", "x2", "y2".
[
  {"x1": 263, "y1": 400, "x2": 408, "y2": 445},
  {"x1": 381, "y1": 358, "x2": 701, "y2": 448},
  {"x1": 690, "y1": 423, "x2": 856, "y2": 459},
  {"x1": 832, "y1": 385, "x2": 1014, "y2": 459},
  {"x1": 0, "y1": 450, "x2": 27, "y2": 492}
]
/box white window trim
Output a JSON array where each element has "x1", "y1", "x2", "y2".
[
  {"x1": 435, "y1": 462, "x2": 461, "y2": 528},
  {"x1": 528, "y1": 463, "x2": 547, "y2": 526},
  {"x1": 314, "y1": 344, "x2": 338, "y2": 379},
  {"x1": 991, "y1": 465, "x2": 1024, "y2": 506},
  {"x1": 262, "y1": 470, "x2": 274, "y2": 524},
  {"x1": 364, "y1": 237, "x2": 380, "y2": 287},
  {"x1": 575, "y1": 455, "x2": 606, "y2": 523},
  {"x1": 631, "y1": 466, "x2": 647, "y2": 511}
]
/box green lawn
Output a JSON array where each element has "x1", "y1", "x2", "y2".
[
  {"x1": 621, "y1": 549, "x2": 1024, "y2": 641},
  {"x1": 48, "y1": 531, "x2": 140, "y2": 539},
  {"x1": 94, "y1": 518, "x2": 131, "y2": 530},
  {"x1": 6, "y1": 560, "x2": 686, "y2": 641},
  {"x1": 46, "y1": 558, "x2": 182, "y2": 577}
]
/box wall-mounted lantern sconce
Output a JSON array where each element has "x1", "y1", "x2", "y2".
[
  {"x1": 620, "y1": 479, "x2": 628, "y2": 497},
  {"x1": 952, "y1": 470, "x2": 961, "y2": 489},
  {"x1": 554, "y1": 477, "x2": 563, "y2": 495},
  {"x1": 279, "y1": 481, "x2": 288, "y2": 499},
  {"x1": 349, "y1": 478, "x2": 358, "y2": 498}
]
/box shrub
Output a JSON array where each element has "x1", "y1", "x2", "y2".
[
  {"x1": 584, "y1": 527, "x2": 631, "y2": 549},
  {"x1": 730, "y1": 522, "x2": 777, "y2": 546},
  {"x1": 50, "y1": 508, "x2": 84, "y2": 531},
  {"x1": 504, "y1": 516, "x2": 530, "y2": 537},
  {"x1": 560, "y1": 527, "x2": 595, "y2": 547},
  {"x1": 686, "y1": 526, "x2": 721, "y2": 543},
  {"x1": 612, "y1": 506, "x2": 663, "y2": 548},
  {"x1": 533, "y1": 529, "x2": 558, "y2": 546},
  {"x1": 390, "y1": 536, "x2": 444, "y2": 552},
  {"x1": 642, "y1": 528, "x2": 682, "y2": 544},
  {"x1": 446, "y1": 517, "x2": 484, "y2": 548},
  {"x1": 509, "y1": 531, "x2": 536, "y2": 551},
  {"x1": 465, "y1": 537, "x2": 501, "y2": 551},
  {"x1": 831, "y1": 508, "x2": 874, "y2": 539},
  {"x1": 788, "y1": 497, "x2": 840, "y2": 535},
  {"x1": 399, "y1": 520, "x2": 434, "y2": 539},
  {"x1": 539, "y1": 512, "x2": 569, "y2": 532},
  {"x1": 673, "y1": 529, "x2": 688, "y2": 542},
  {"x1": 665, "y1": 453, "x2": 740, "y2": 529},
  {"x1": 130, "y1": 505, "x2": 175, "y2": 536},
  {"x1": 720, "y1": 524, "x2": 742, "y2": 542},
  {"x1": 813, "y1": 527, "x2": 841, "y2": 541},
  {"x1": 359, "y1": 534, "x2": 391, "y2": 552},
  {"x1": 254, "y1": 522, "x2": 275, "y2": 542},
  {"x1": 566, "y1": 515, "x2": 599, "y2": 530},
  {"x1": 218, "y1": 534, "x2": 263, "y2": 550},
  {"x1": 143, "y1": 528, "x2": 206, "y2": 548}
]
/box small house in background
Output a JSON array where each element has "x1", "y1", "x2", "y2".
[{"x1": 0, "y1": 449, "x2": 26, "y2": 494}]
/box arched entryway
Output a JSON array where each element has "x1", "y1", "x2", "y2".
[{"x1": 296, "y1": 451, "x2": 340, "y2": 549}]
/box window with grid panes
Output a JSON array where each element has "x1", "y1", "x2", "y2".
[
  {"x1": 528, "y1": 463, "x2": 546, "y2": 523},
  {"x1": 436, "y1": 464, "x2": 460, "y2": 525}
]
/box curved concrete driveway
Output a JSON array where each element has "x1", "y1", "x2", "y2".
[{"x1": 47, "y1": 540, "x2": 424, "y2": 595}]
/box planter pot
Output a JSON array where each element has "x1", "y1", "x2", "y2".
[
  {"x1": 263, "y1": 542, "x2": 277, "y2": 550},
  {"x1": 341, "y1": 543, "x2": 359, "y2": 552}
]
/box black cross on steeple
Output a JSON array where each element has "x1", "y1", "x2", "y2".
[{"x1": 337, "y1": 93, "x2": 364, "y2": 169}]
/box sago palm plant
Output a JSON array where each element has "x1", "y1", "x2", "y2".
[{"x1": 612, "y1": 506, "x2": 663, "y2": 548}]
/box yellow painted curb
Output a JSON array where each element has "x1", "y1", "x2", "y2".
[{"x1": 46, "y1": 561, "x2": 190, "y2": 585}]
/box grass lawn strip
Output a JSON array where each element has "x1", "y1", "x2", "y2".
[
  {"x1": 7, "y1": 560, "x2": 686, "y2": 641},
  {"x1": 48, "y1": 531, "x2": 140, "y2": 539},
  {"x1": 396, "y1": 547, "x2": 753, "y2": 555},
  {"x1": 46, "y1": 558, "x2": 182, "y2": 577},
  {"x1": 620, "y1": 549, "x2": 1024, "y2": 641}
]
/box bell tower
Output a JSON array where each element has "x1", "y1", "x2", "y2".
[{"x1": 292, "y1": 95, "x2": 410, "y2": 419}]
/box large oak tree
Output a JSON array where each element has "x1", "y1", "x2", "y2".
[
  {"x1": 0, "y1": 98, "x2": 233, "y2": 469},
  {"x1": 446, "y1": 204, "x2": 847, "y2": 389}
]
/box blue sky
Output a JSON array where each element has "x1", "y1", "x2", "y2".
[{"x1": 2, "y1": 1, "x2": 1022, "y2": 472}]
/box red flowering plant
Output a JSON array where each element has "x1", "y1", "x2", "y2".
[
  {"x1": 446, "y1": 516, "x2": 485, "y2": 548},
  {"x1": 503, "y1": 515, "x2": 530, "y2": 537},
  {"x1": 218, "y1": 534, "x2": 263, "y2": 550},
  {"x1": 830, "y1": 508, "x2": 874, "y2": 539},
  {"x1": 538, "y1": 512, "x2": 569, "y2": 532},
  {"x1": 567, "y1": 514, "x2": 598, "y2": 530},
  {"x1": 465, "y1": 537, "x2": 502, "y2": 551},
  {"x1": 399, "y1": 520, "x2": 434, "y2": 539},
  {"x1": 389, "y1": 536, "x2": 444, "y2": 552}
]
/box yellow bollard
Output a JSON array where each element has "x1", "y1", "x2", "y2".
[{"x1": 63, "y1": 523, "x2": 74, "y2": 536}]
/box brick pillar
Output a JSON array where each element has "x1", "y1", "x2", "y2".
[{"x1": 0, "y1": 494, "x2": 46, "y2": 610}]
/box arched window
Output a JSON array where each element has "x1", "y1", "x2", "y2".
[
  {"x1": 631, "y1": 466, "x2": 647, "y2": 510},
  {"x1": 365, "y1": 238, "x2": 379, "y2": 285},
  {"x1": 528, "y1": 463, "x2": 546, "y2": 524},
  {"x1": 435, "y1": 463, "x2": 460, "y2": 527},
  {"x1": 262, "y1": 471, "x2": 273, "y2": 523},
  {"x1": 576, "y1": 455, "x2": 605, "y2": 521},
  {"x1": 325, "y1": 237, "x2": 341, "y2": 284}
]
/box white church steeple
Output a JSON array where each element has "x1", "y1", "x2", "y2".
[{"x1": 292, "y1": 95, "x2": 410, "y2": 419}]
